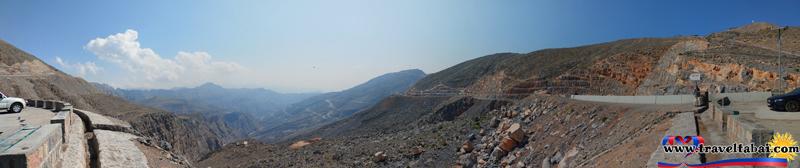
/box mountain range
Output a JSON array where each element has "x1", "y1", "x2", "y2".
[{"x1": 196, "y1": 22, "x2": 800, "y2": 167}]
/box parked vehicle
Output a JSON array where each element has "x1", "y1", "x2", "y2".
[
  {"x1": 767, "y1": 88, "x2": 800, "y2": 111},
  {"x1": 0, "y1": 92, "x2": 26, "y2": 113}
]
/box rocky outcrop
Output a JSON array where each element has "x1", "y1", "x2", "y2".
[{"x1": 372, "y1": 152, "x2": 386, "y2": 162}]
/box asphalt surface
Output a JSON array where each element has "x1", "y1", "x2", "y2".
[
  {"x1": 725, "y1": 101, "x2": 800, "y2": 143},
  {"x1": 0, "y1": 107, "x2": 56, "y2": 140}
]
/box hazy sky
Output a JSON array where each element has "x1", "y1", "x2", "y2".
[{"x1": 1, "y1": 1, "x2": 798, "y2": 92}]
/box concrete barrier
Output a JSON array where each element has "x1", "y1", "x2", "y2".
[
  {"x1": 27, "y1": 100, "x2": 35, "y2": 107},
  {"x1": 727, "y1": 116, "x2": 774, "y2": 158},
  {"x1": 50, "y1": 110, "x2": 72, "y2": 143},
  {"x1": 618, "y1": 96, "x2": 635, "y2": 103},
  {"x1": 708, "y1": 92, "x2": 772, "y2": 102},
  {"x1": 72, "y1": 109, "x2": 135, "y2": 135},
  {"x1": 634, "y1": 96, "x2": 657, "y2": 104},
  {"x1": 0, "y1": 124, "x2": 63, "y2": 168},
  {"x1": 709, "y1": 104, "x2": 733, "y2": 131},
  {"x1": 44, "y1": 100, "x2": 53, "y2": 109},
  {"x1": 573, "y1": 92, "x2": 772, "y2": 105},
  {"x1": 35, "y1": 100, "x2": 44, "y2": 108},
  {"x1": 656, "y1": 95, "x2": 682, "y2": 104},
  {"x1": 601, "y1": 96, "x2": 618, "y2": 103}
]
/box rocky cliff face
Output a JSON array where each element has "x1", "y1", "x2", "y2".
[
  {"x1": 196, "y1": 23, "x2": 800, "y2": 167},
  {"x1": 0, "y1": 38, "x2": 242, "y2": 162},
  {"x1": 132, "y1": 96, "x2": 261, "y2": 136},
  {"x1": 409, "y1": 24, "x2": 800, "y2": 97}
]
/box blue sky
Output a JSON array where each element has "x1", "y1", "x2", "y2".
[{"x1": 1, "y1": 0, "x2": 798, "y2": 92}]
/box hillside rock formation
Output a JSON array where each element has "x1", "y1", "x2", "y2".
[
  {"x1": 254, "y1": 69, "x2": 427, "y2": 143},
  {"x1": 197, "y1": 23, "x2": 800, "y2": 167},
  {"x1": 132, "y1": 96, "x2": 260, "y2": 136}
]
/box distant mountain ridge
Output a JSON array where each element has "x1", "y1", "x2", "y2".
[
  {"x1": 254, "y1": 69, "x2": 427, "y2": 143},
  {"x1": 92, "y1": 82, "x2": 321, "y2": 119},
  {"x1": 132, "y1": 96, "x2": 260, "y2": 136}
]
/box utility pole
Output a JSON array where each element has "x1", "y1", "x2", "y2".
[{"x1": 772, "y1": 26, "x2": 788, "y2": 93}]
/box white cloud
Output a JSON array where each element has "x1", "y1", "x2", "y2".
[
  {"x1": 84, "y1": 29, "x2": 246, "y2": 88},
  {"x1": 55, "y1": 56, "x2": 105, "y2": 76}
]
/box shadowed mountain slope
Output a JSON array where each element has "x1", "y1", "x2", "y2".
[{"x1": 254, "y1": 69, "x2": 427, "y2": 143}]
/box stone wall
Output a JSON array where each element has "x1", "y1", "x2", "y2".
[
  {"x1": 0, "y1": 124, "x2": 63, "y2": 168},
  {"x1": 0, "y1": 100, "x2": 74, "y2": 168}
]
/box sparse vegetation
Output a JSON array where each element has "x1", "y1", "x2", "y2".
[{"x1": 601, "y1": 116, "x2": 608, "y2": 122}]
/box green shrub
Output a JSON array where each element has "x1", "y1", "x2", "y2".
[
  {"x1": 601, "y1": 116, "x2": 608, "y2": 122},
  {"x1": 794, "y1": 69, "x2": 799, "y2": 72}
]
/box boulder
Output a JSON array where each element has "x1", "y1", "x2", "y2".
[
  {"x1": 716, "y1": 97, "x2": 731, "y2": 106},
  {"x1": 551, "y1": 152, "x2": 563, "y2": 165},
  {"x1": 507, "y1": 110, "x2": 518, "y2": 117},
  {"x1": 504, "y1": 155, "x2": 516, "y2": 165},
  {"x1": 489, "y1": 147, "x2": 508, "y2": 162},
  {"x1": 489, "y1": 117, "x2": 500, "y2": 128},
  {"x1": 458, "y1": 153, "x2": 477, "y2": 168},
  {"x1": 498, "y1": 120, "x2": 512, "y2": 132},
  {"x1": 290, "y1": 141, "x2": 311, "y2": 149},
  {"x1": 499, "y1": 136, "x2": 517, "y2": 152},
  {"x1": 516, "y1": 162, "x2": 525, "y2": 168},
  {"x1": 543, "y1": 157, "x2": 551, "y2": 168},
  {"x1": 373, "y1": 151, "x2": 386, "y2": 162},
  {"x1": 507, "y1": 123, "x2": 524, "y2": 142},
  {"x1": 524, "y1": 109, "x2": 532, "y2": 116},
  {"x1": 412, "y1": 146, "x2": 424, "y2": 155},
  {"x1": 462, "y1": 141, "x2": 474, "y2": 153}
]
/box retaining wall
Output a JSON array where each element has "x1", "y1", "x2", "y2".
[
  {"x1": 571, "y1": 92, "x2": 771, "y2": 104},
  {"x1": 571, "y1": 94, "x2": 696, "y2": 104},
  {"x1": 0, "y1": 100, "x2": 73, "y2": 168},
  {"x1": 708, "y1": 104, "x2": 800, "y2": 167},
  {"x1": 0, "y1": 125, "x2": 63, "y2": 168}
]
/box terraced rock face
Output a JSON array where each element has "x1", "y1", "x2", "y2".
[{"x1": 409, "y1": 25, "x2": 800, "y2": 97}]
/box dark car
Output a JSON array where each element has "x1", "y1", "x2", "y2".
[{"x1": 768, "y1": 88, "x2": 800, "y2": 111}]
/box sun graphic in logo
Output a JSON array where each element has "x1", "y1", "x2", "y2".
[{"x1": 769, "y1": 132, "x2": 798, "y2": 161}]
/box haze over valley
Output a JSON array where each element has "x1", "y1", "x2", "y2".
[{"x1": 2, "y1": 1, "x2": 800, "y2": 168}]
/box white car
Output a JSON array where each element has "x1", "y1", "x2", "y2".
[{"x1": 0, "y1": 92, "x2": 26, "y2": 113}]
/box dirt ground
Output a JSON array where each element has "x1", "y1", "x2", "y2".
[
  {"x1": 589, "y1": 115, "x2": 674, "y2": 167},
  {"x1": 133, "y1": 140, "x2": 184, "y2": 168}
]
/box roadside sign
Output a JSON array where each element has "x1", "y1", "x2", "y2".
[{"x1": 689, "y1": 73, "x2": 701, "y2": 81}]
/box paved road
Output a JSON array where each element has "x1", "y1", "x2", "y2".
[{"x1": 0, "y1": 107, "x2": 56, "y2": 140}]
